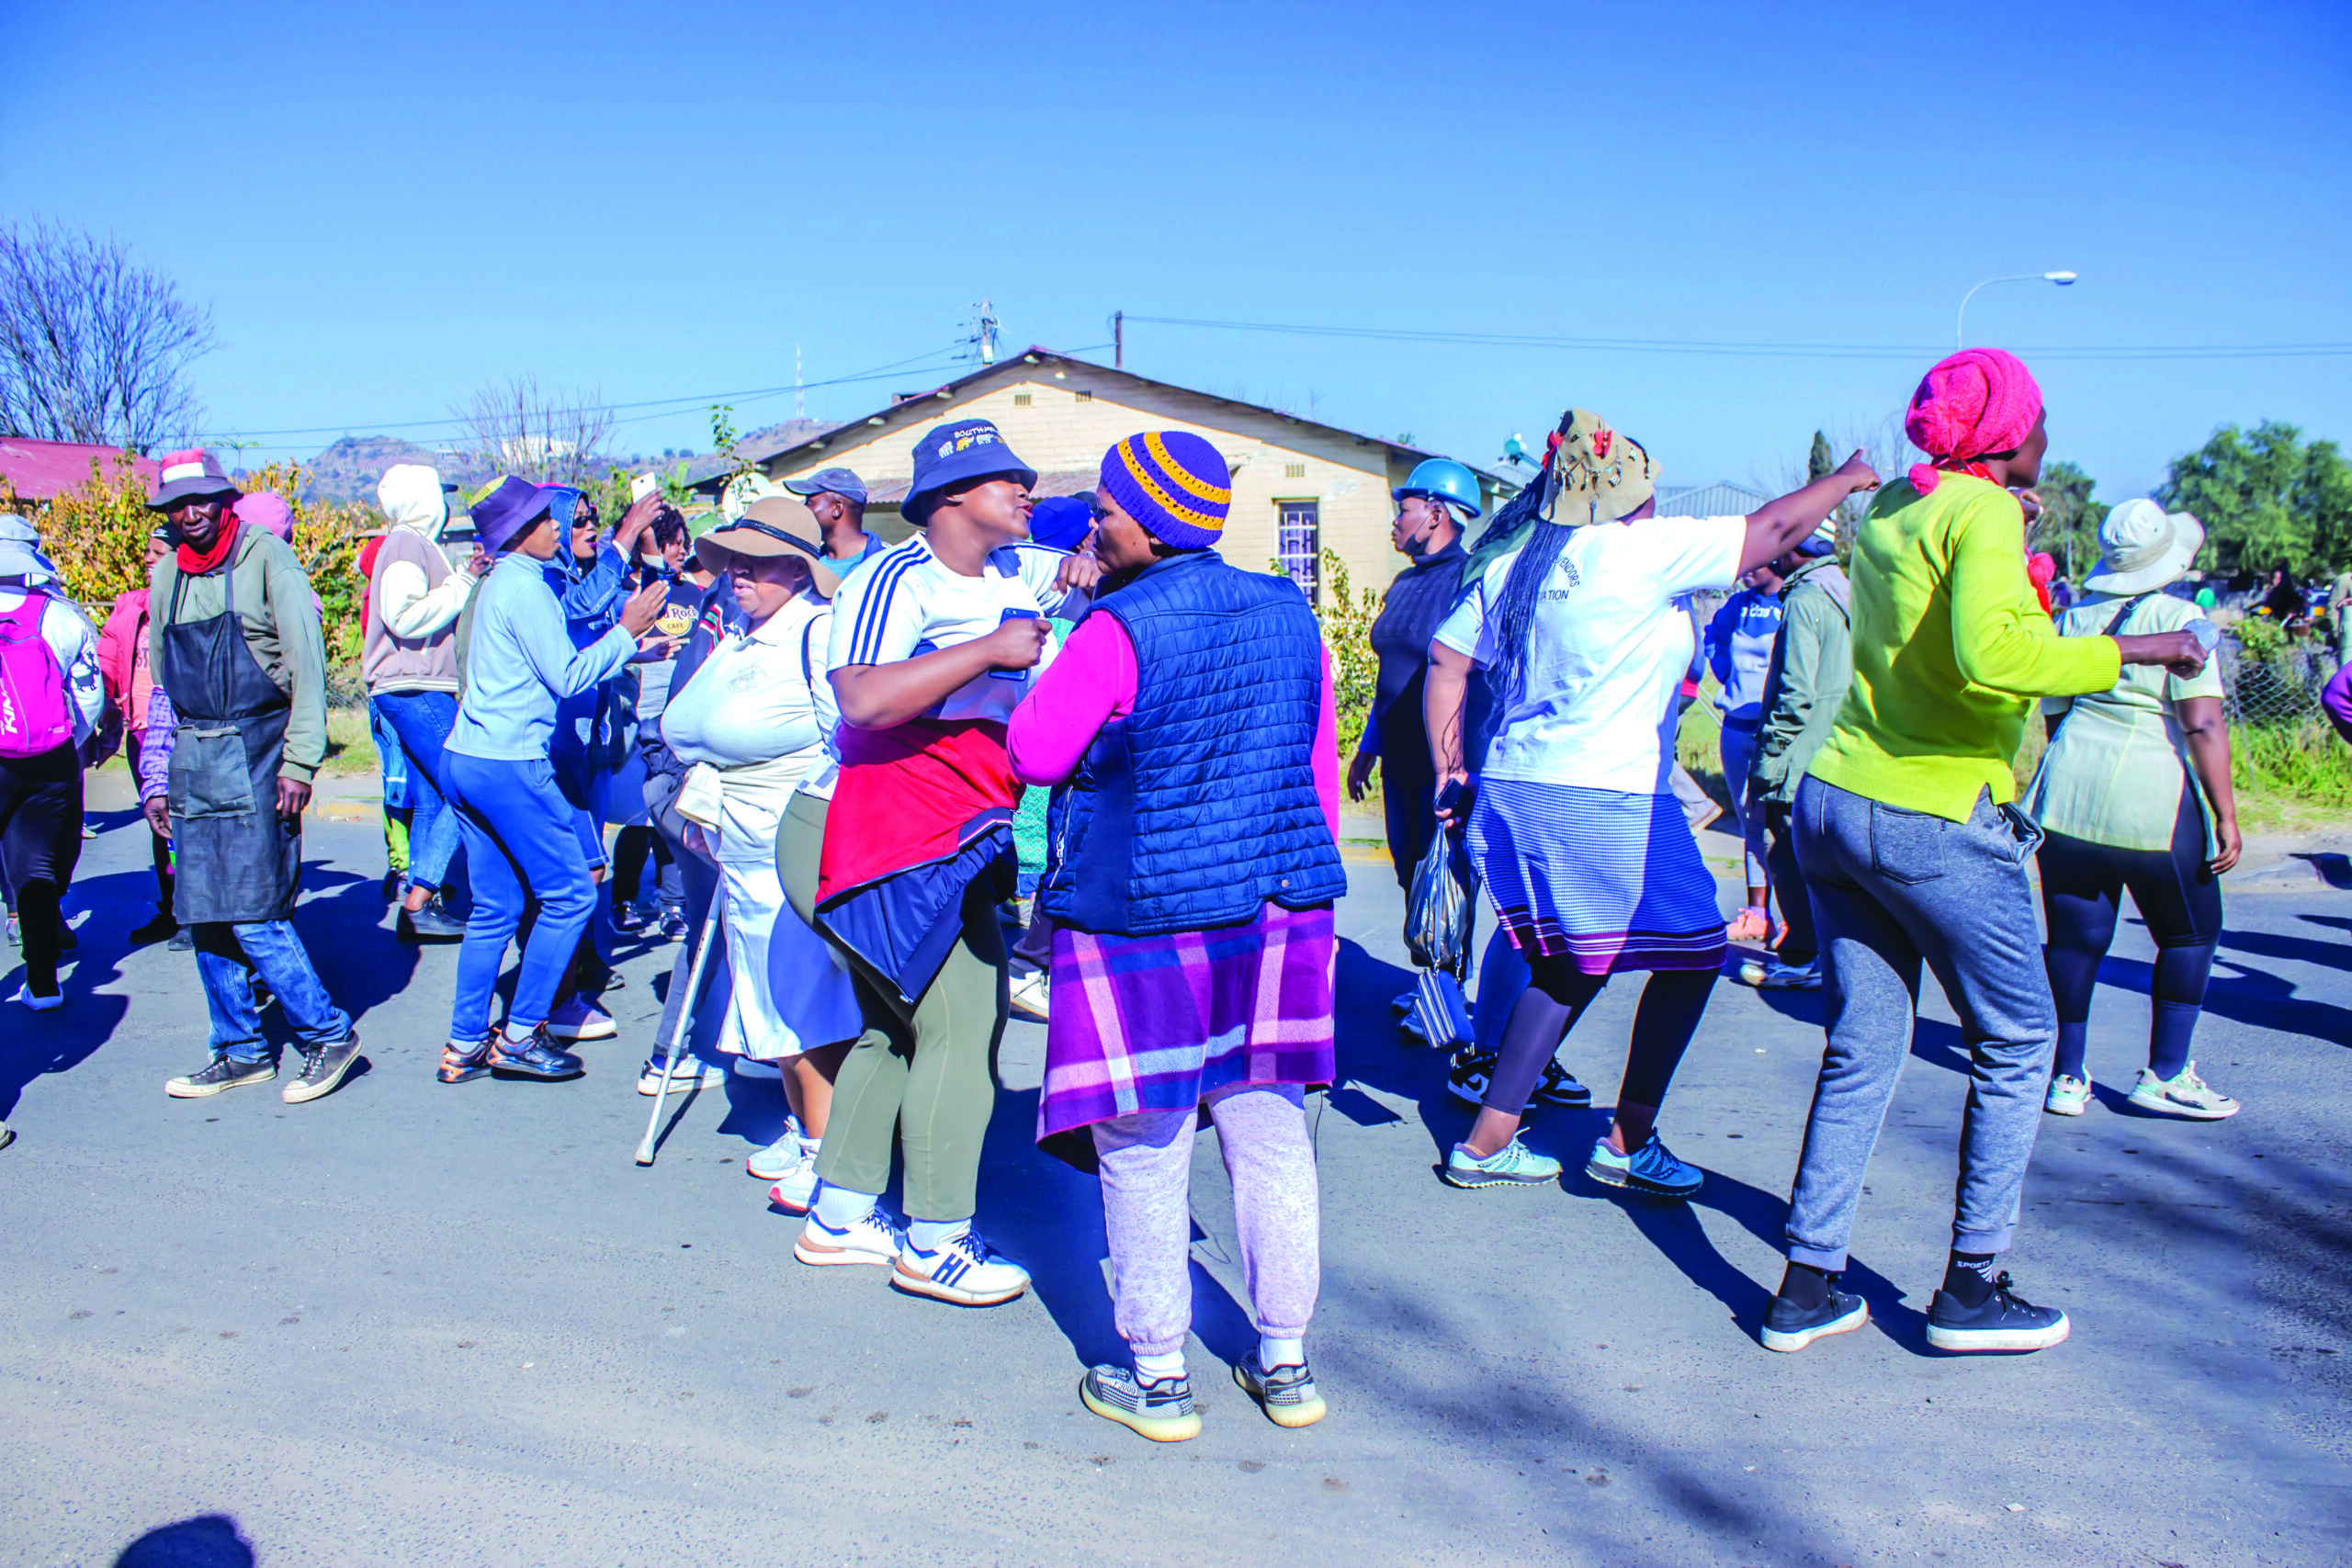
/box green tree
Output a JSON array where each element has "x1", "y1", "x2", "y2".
[
  {"x1": 2157, "y1": 421, "x2": 2352, "y2": 577},
  {"x1": 2031, "y1": 460, "x2": 2108, "y2": 581},
  {"x1": 1807, "y1": 430, "x2": 1837, "y2": 482}
]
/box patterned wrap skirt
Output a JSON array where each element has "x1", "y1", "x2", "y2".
[
  {"x1": 1037, "y1": 901, "x2": 1336, "y2": 1141},
  {"x1": 1467, "y1": 778, "x2": 1727, "y2": 976}
]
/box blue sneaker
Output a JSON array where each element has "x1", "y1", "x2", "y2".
[{"x1": 1586, "y1": 1133, "x2": 1702, "y2": 1199}]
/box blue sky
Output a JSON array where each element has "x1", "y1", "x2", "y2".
[{"x1": 6, "y1": 1, "x2": 2346, "y2": 500}]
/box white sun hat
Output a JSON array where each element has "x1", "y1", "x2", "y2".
[{"x1": 2083, "y1": 497, "x2": 2204, "y2": 596}]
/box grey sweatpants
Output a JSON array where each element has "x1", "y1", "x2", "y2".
[
  {"x1": 1784, "y1": 776, "x2": 2057, "y2": 1271},
  {"x1": 1091, "y1": 1084, "x2": 1320, "y2": 1359}
]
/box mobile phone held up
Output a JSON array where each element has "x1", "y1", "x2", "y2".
[{"x1": 991, "y1": 607, "x2": 1042, "y2": 679}]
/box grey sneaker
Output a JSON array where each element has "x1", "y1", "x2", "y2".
[
  {"x1": 166, "y1": 1055, "x2": 276, "y2": 1099},
  {"x1": 282, "y1": 1035, "x2": 363, "y2": 1103},
  {"x1": 1232, "y1": 1350, "x2": 1327, "y2": 1428},
  {"x1": 1080, "y1": 1365, "x2": 1200, "y2": 1443},
  {"x1": 1442, "y1": 1133, "x2": 1563, "y2": 1190}
]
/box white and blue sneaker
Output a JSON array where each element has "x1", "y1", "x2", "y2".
[
  {"x1": 892, "y1": 1225, "x2": 1031, "y2": 1306},
  {"x1": 1586, "y1": 1133, "x2": 1703, "y2": 1199},
  {"x1": 1442, "y1": 1134, "x2": 1562, "y2": 1190},
  {"x1": 763, "y1": 1141, "x2": 822, "y2": 1215},
  {"x1": 745, "y1": 1119, "x2": 808, "y2": 1179},
  {"x1": 637, "y1": 1052, "x2": 725, "y2": 1095},
  {"x1": 793, "y1": 1202, "x2": 902, "y2": 1269}
]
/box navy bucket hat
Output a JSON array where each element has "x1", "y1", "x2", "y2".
[
  {"x1": 904, "y1": 418, "x2": 1036, "y2": 525},
  {"x1": 469, "y1": 477, "x2": 555, "y2": 553}
]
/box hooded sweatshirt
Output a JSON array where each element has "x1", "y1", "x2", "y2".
[{"x1": 364, "y1": 464, "x2": 477, "y2": 695}]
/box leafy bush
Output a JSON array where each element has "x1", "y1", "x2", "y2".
[
  {"x1": 1315, "y1": 547, "x2": 1380, "y2": 760},
  {"x1": 4, "y1": 456, "x2": 376, "y2": 660},
  {"x1": 2233, "y1": 720, "x2": 2352, "y2": 811}
]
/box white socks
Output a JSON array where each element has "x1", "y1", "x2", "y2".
[
  {"x1": 811, "y1": 1182, "x2": 877, "y2": 1230},
  {"x1": 1134, "y1": 1349, "x2": 1188, "y2": 1384},
  {"x1": 1260, "y1": 1336, "x2": 1304, "y2": 1371},
  {"x1": 905, "y1": 1217, "x2": 970, "y2": 1254}
]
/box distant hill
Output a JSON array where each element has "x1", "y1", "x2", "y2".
[{"x1": 288, "y1": 418, "x2": 837, "y2": 505}]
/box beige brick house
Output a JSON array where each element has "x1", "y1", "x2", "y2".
[{"x1": 730, "y1": 349, "x2": 1515, "y2": 605}]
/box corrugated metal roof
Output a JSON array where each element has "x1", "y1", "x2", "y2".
[{"x1": 1657, "y1": 479, "x2": 1770, "y2": 517}]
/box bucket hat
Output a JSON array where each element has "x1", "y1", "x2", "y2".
[
  {"x1": 147, "y1": 449, "x2": 239, "y2": 512},
  {"x1": 904, "y1": 419, "x2": 1036, "y2": 525},
  {"x1": 2084, "y1": 498, "x2": 2203, "y2": 596},
  {"x1": 469, "y1": 477, "x2": 556, "y2": 554},
  {"x1": 693, "y1": 497, "x2": 841, "y2": 596},
  {"x1": 1539, "y1": 411, "x2": 1657, "y2": 526},
  {"x1": 0, "y1": 538, "x2": 60, "y2": 584}
]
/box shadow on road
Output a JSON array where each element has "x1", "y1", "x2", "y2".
[{"x1": 113, "y1": 1514, "x2": 254, "y2": 1568}]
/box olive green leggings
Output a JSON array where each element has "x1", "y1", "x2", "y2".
[{"x1": 788, "y1": 793, "x2": 1007, "y2": 1223}]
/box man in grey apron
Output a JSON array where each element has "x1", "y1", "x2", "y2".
[{"x1": 140, "y1": 450, "x2": 361, "y2": 1103}]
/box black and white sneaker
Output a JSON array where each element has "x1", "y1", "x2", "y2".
[
  {"x1": 1080, "y1": 1365, "x2": 1200, "y2": 1443},
  {"x1": 1926, "y1": 1271, "x2": 2071, "y2": 1353},
  {"x1": 165, "y1": 1055, "x2": 275, "y2": 1099},
  {"x1": 1532, "y1": 1059, "x2": 1590, "y2": 1109},
  {"x1": 1446, "y1": 1048, "x2": 1497, "y2": 1107},
  {"x1": 1760, "y1": 1282, "x2": 1869, "y2": 1352}
]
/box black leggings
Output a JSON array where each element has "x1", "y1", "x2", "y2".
[
  {"x1": 0, "y1": 743, "x2": 85, "y2": 996},
  {"x1": 1483, "y1": 952, "x2": 1715, "y2": 1117},
  {"x1": 609, "y1": 824, "x2": 673, "y2": 908},
  {"x1": 2038, "y1": 789, "x2": 2220, "y2": 1081}
]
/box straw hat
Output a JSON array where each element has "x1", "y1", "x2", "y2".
[
  {"x1": 693, "y1": 498, "x2": 840, "y2": 595},
  {"x1": 1539, "y1": 410, "x2": 1658, "y2": 525}
]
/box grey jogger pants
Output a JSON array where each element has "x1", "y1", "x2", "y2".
[{"x1": 1783, "y1": 776, "x2": 2058, "y2": 1271}]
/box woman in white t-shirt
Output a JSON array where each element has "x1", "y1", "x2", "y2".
[
  {"x1": 661, "y1": 502, "x2": 864, "y2": 1210},
  {"x1": 1425, "y1": 410, "x2": 1879, "y2": 1197}
]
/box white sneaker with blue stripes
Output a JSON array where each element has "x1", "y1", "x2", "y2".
[{"x1": 892, "y1": 1226, "x2": 1031, "y2": 1306}]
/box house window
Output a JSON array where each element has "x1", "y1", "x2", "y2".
[
  {"x1": 1012, "y1": 392, "x2": 1032, "y2": 407},
  {"x1": 1283, "y1": 462, "x2": 1306, "y2": 479},
  {"x1": 1276, "y1": 499, "x2": 1320, "y2": 604},
  {"x1": 1074, "y1": 389, "x2": 1093, "y2": 402}
]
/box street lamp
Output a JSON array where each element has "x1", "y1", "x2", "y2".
[{"x1": 1956, "y1": 270, "x2": 2077, "y2": 347}]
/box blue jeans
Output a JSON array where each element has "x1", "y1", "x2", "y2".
[
  {"x1": 1720, "y1": 716, "x2": 1768, "y2": 891},
  {"x1": 194, "y1": 920, "x2": 355, "y2": 1063},
  {"x1": 444, "y1": 752, "x2": 596, "y2": 1042},
  {"x1": 1784, "y1": 776, "x2": 2056, "y2": 1270},
  {"x1": 373, "y1": 690, "x2": 464, "y2": 894}
]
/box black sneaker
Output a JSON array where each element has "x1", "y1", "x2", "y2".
[
  {"x1": 283, "y1": 1034, "x2": 363, "y2": 1103},
  {"x1": 1927, "y1": 1271, "x2": 2071, "y2": 1353},
  {"x1": 611, "y1": 902, "x2": 651, "y2": 935},
  {"x1": 129, "y1": 908, "x2": 179, "y2": 946},
  {"x1": 1079, "y1": 1365, "x2": 1200, "y2": 1443},
  {"x1": 490, "y1": 1026, "x2": 585, "y2": 1081},
  {"x1": 1532, "y1": 1059, "x2": 1591, "y2": 1109},
  {"x1": 397, "y1": 899, "x2": 468, "y2": 942},
  {"x1": 166, "y1": 1055, "x2": 276, "y2": 1099},
  {"x1": 1232, "y1": 1350, "x2": 1328, "y2": 1428},
  {"x1": 1446, "y1": 1048, "x2": 1498, "y2": 1107},
  {"x1": 1760, "y1": 1281, "x2": 1870, "y2": 1353}
]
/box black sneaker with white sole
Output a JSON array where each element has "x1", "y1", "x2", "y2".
[
  {"x1": 1532, "y1": 1059, "x2": 1591, "y2": 1109},
  {"x1": 283, "y1": 1034, "x2": 363, "y2": 1103},
  {"x1": 165, "y1": 1055, "x2": 276, "y2": 1099},
  {"x1": 1448, "y1": 1049, "x2": 1590, "y2": 1111},
  {"x1": 1760, "y1": 1284, "x2": 1869, "y2": 1352},
  {"x1": 1926, "y1": 1271, "x2": 2071, "y2": 1353}
]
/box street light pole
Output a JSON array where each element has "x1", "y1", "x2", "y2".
[{"x1": 1957, "y1": 270, "x2": 2078, "y2": 347}]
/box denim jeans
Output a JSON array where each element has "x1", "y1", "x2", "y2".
[
  {"x1": 1784, "y1": 776, "x2": 2056, "y2": 1271},
  {"x1": 444, "y1": 752, "x2": 597, "y2": 1041},
  {"x1": 194, "y1": 920, "x2": 355, "y2": 1063},
  {"x1": 1719, "y1": 716, "x2": 1768, "y2": 889},
  {"x1": 373, "y1": 690, "x2": 463, "y2": 894}
]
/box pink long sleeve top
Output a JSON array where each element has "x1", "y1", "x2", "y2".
[{"x1": 1008, "y1": 611, "x2": 1341, "y2": 839}]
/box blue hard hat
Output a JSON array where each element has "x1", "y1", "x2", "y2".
[{"x1": 1393, "y1": 457, "x2": 1483, "y2": 520}]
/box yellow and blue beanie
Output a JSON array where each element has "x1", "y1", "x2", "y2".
[{"x1": 1099, "y1": 431, "x2": 1231, "y2": 550}]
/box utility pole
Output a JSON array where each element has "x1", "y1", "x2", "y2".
[
  {"x1": 974, "y1": 299, "x2": 1000, "y2": 365},
  {"x1": 1114, "y1": 310, "x2": 1124, "y2": 369}
]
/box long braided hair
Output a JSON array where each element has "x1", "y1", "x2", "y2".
[{"x1": 1483, "y1": 420, "x2": 1575, "y2": 705}]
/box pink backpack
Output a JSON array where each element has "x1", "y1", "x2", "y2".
[{"x1": 0, "y1": 593, "x2": 74, "y2": 759}]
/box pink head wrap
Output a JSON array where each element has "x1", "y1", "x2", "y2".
[
  {"x1": 232, "y1": 491, "x2": 295, "y2": 542},
  {"x1": 1903, "y1": 348, "x2": 2043, "y2": 495}
]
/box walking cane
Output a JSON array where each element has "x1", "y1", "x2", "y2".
[{"x1": 634, "y1": 897, "x2": 725, "y2": 1167}]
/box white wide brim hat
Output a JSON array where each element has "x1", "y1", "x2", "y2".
[{"x1": 2084, "y1": 498, "x2": 2203, "y2": 596}]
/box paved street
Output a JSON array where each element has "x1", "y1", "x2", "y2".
[{"x1": 6, "y1": 773, "x2": 2349, "y2": 1567}]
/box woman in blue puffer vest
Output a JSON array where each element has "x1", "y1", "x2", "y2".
[{"x1": 1009, "y1": 431, "x2": 1342, "y2": 1447}]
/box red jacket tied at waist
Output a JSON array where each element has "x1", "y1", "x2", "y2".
[{"x1": 817, "y1": 717, "x2": 1020, "y2": 905}]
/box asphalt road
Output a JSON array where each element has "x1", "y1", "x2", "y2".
[{"x1": 5, "y1": 776, "x2": 2348, "y2": 1567}]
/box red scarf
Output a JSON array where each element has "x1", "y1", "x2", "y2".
[{"x1": 177, "y1": 515, "x2": 242, "y2": 576}]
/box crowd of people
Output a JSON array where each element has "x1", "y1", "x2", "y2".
[{"x1": 0, "y1": 345, "x2": 2263, "y2": 1438}]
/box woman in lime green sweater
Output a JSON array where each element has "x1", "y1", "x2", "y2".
[{"x1": 1761, "y1": 348, "x2": 2210, "y2": 1359}]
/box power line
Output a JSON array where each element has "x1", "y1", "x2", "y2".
[
  {"x1": 1122, "y1": 314, "x2": 2352, "y2": 362},
  {"x1": 190, "y1": 344, "x2": 970, "y2": 444}
]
